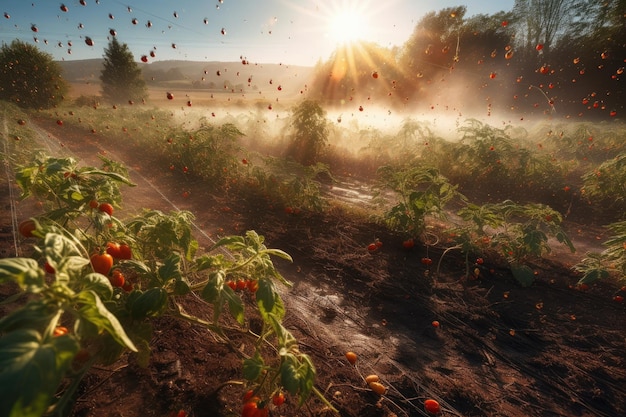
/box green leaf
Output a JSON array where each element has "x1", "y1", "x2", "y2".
[
  {"x1": 256, "y1": 277, "x2": 285, "y2": 322},
  {"x1": 0, "y1": 329, "x2": 79, "y2": 417},
  {"x1": 225, "y1": 288, "x2": 245, "y2": 325},
  {"x1": 128, "y1": 288, "x2": 168, "y2": 320},
  {"x1": 242, "y1": 353, "x2": 264, "y2": 381},
  {"x1": 0, "y1": 300, "x2": 56, "y2": 333},
  {"x1": 75, "y1": 290, "x2": 137, "y2": 351},
  {"x1": 0, "y1": 258, "x2": 44, "y2": 291},
  {"x1": 158, "y1": 254, "x2": 182, "y2": 283},
  {"x1": 82, "y1": 273, "x2": 113, "y2": 300}
]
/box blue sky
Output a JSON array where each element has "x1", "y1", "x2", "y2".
[{"x1": 0, "y1": 0, "x2": 514, "y2": 65}]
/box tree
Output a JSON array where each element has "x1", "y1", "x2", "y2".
[
  {"x1": 100, "y1": 38, "x2": 146, "y2": 103},
  {"x1": 0, "y1": 40, "x2": 67, "y2": 109},
  {"x1": 284, "y1": 100, "x2": 329, "y2": 166},
  {"x1": 512, "y1": 0, "x2": 574, "y2": 59}
]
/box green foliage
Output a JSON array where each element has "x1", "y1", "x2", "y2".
[
  {"x1": 285, "y1": 100, "x2": 329, "y2": 166},
  {"x1": 246, "y1": 157, "x2": 329, "y2": 212},
  {"x1": 165, "y1": 122, "x2": 244, "y2": 186},
  {"x1": 573, "y1": 220, "x2": 626, "y2": 285},
  {"x1": 376, "y1": 164, "x2": 464, "y2": 238},
  {"x1": 0, "y1": 40, "x2": 67, "y2": 109},
  {"x1": 453, "y1": 200, "x2": 575, "y2": 285},
  {"x1": 2, "y1": 152, "x2": 327, "y2": 416},
  {"x1": 581, "y1": 153, "x2": 626, "y2": 218},
  {"x1": 100, "y1": 38, "x2": 147, "y2": 103}
]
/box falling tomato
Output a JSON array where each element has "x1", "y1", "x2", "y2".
[
  {"x1": 536, "y1": 44, "x2": 544, "y2": 51},
  {"x1": 166, "y1": 92, "x2": 174, "y2": 100},
  {"x1": 60, "y1": 4, "x2": 68, "y2": 12},
  {"x1": 85, "y1": 37, "x2": 94, "y2": 46}
]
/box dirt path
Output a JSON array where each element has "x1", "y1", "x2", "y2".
[{"x1": 2, "y1": 115, "x2": 625, "y2": 417}]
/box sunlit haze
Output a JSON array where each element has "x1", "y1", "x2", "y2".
[{"x1": 0, "y1": 0, "x2": 514, "y2": 65}]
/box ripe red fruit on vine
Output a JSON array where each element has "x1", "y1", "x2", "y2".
[
  {"x1": 89, "y1": 199, "x2": 99, "y2": 209},
  {"x1": 118, "y1": 243, "x2": 132, "y2": 260},
  {"x1": 272, "y1": 392, "x2": 285, "y2": 406},
  {"x1": 367, "y1": 243, "x2": 378, "y2": 253},
  {"x1": 421, "y1": 257, "x2": 433, "y2": 266},
  {"x1": 110, "y1": 270, "x2": 125, "y2": 288},
  {"x1": 614, "y1": 295, "x2": 624, "y2": 303},
  {"x1": 90, "y1": 253, "x2": 113, "y2": 275},
  {"x1": 247, "y1": 279, "x2": 259, "y2": 293},
  {"x1": 424, "y1": 398, "x2": 441, "y2": 414},
  {"x1": 106, "y1": 242, "x2": 121, "y2": 258},
  {"x1": 402, "y1": 238, "x2": 415, "y2": 249},
  {"x1": 98, "y1": 202, "x2": 114, "y2": 215}
]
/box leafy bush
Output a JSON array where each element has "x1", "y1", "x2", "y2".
[
  {"x1": 0, "y1": 40, "x2": 67, "y2": 109},
  {"x1": 1, "y1": 153, "x2": 331, "y2": 417},
  {"x1": 284, "y1": 100, "x2": 329, "y2": 166}
]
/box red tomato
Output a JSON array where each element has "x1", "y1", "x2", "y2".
[
  {"x1": 53, "y1": 326, "x2": 69, "y2": 337},
  {"x1": 536, "y1": 44, "x2": 544, "y2": 51},
  {"x1": 110, "y1": 271, "x2": 125, "y2": 288},
  {"x1": 424, "y1": 399, "x2": 441, "y2": 414},
  {"x1": 18, "y1": 219, "x2": 37, "y2": 238},
  {"x1": 236, "y1": 279, "x2": 247, "y2": 291},
  {"x1": 91, "y1": 253, "x2": 113, "y2": 275},
  {"x1": 272, "y1": 392, "x2": 285, "y2": 406},
  {"x1": 367, "y1": 243, "x2": 378, "y2": 253},
  {"x1": 226, "y1": 281, "x2": 237, "y2": 291},
  {"x1": 431, "y1": 320, "x2": 440, "y2": 328},
  {"x1": 167, "y1": 92, "x2": 174, "y2": 100},
  {"x1": 44, "y1": 261, "x2": 56, "y2": 274},
  {"x1": 106, "y1": 242, "x2": 121, "y2": 258},
  {"x1": 476, "y1": 258, "x2": 484, "y2": 265},
  {"x1": 421, "y1": 257, "x2": 433, "y2": 266},
  {"x1": 402, "y1": 238, "x2": 415, "y2": 249},
  {"x1": 613, "y1": 295, "x2": 624, "y2": 303},
  {"x1": 242, "y1": 400, "x2": 267, "y2": 417},
  {"x1": 56, "y1": 120, "x2": 63, "y2": 126},
  {"x1": 118, "y1": 244, "x2": 132, "y2": 260},
  {"x1": 247, "y1": 279, "x2": 259, "y2": 293},
  {"x1": 98, "y1": 203, "x2": 114, "y2": 215},
  {"x1": 89, "y1": 199, "x2": 99, "y2": 209}
]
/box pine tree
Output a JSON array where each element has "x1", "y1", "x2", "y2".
[
  {"x1": 100, "y1": 38, "x2": 146, "y2": 103},
  {"x1": 0, "y1": 40, "x2": 67, "y2": 109}
]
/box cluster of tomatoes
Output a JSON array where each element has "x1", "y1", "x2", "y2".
[
  {"x1": 241, "y1": 389, "x2": 284, "y2": 417},
  {"x1": 226, "y1": 278, "x2": 258, "y2": 293},
  {"x1": 366, "y1": 238, "x2": 383, "y2": 253}
]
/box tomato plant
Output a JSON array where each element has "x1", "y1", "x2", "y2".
[
  {"x1": 18, "y1": 219, "x2": 37, "y2": 238},
  {"x1": 3, "y1": 152, "x2": 334, "y2": 417},
  {"x1": 376, "y1": 164, "x2": 464, "y2": 240}
]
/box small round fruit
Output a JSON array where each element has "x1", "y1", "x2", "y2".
[
  {"x1": 90, "y1": 253, "x2": 113, "y2": 275},
  {"x1": 365, "y1": 374, "x2": 380, "y2": 383},
  {"x1": 89, "y1": 199, "x2": 99, "y2": 209},
  {"x1": 367, "y1": 243, "x2": 378, "y2": 253},
  {"x1": 106, "y1": 242, "x2": 121, "y2": 258},
  {"x1": 118, "y1": 243, "x2": 132, "y2": 260},
  {"x1": 402, "y1": 238, "x2": 415, "y2": 249},
  {"x1": 98, "y1": 202, "x2": 114, "y2": 216},
  {"x1": 368, "y1": 381, "x2": 386, "y2": 395},
  {"x1": 110, "y1": 271, "x2": 125, "y2": 288},
  {"x1": 19, "y1": 219, "x2": 37, "y2": 238},
  {"x1": 345, "y1": 351, "x2": 357, "y2": 365},
  {"x1": 424, "y1": 399, "x2": 441, "y2": 414},
  {"x1": 53, "y1": 326, "x2": 69, "y2": 337},
  {"x1": 431, "y1": 320, "x2": 440, "y2": 328},
  {"x1": 272, "y1": 392, "x2": 285, "y2": 406}
]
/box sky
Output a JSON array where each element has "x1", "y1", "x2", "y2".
[{"x1": 0, "y1": 0, "x2": 514, "y2": 66}]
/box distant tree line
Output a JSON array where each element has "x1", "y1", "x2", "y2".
[{"x1": 310, "y1": 0, "x2": 625, "y2": 119}]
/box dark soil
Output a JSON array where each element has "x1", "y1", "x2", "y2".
[{"x1": 1, "y1": 116, "x2": 625, "y2": 417}]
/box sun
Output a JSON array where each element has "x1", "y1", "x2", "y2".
[{"x1": 327, "y1": 9, "x2": 369, "y2": 44}]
